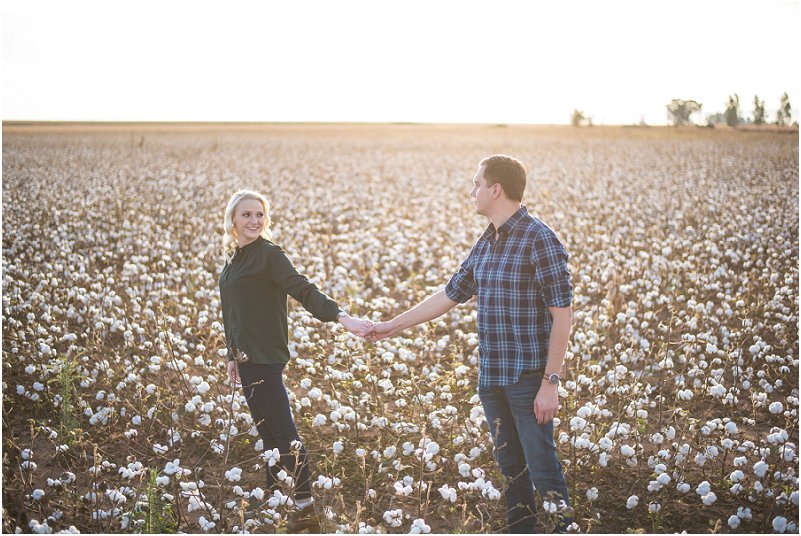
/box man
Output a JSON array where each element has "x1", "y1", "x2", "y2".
[{"x1": 367, "y1": 155, "x2": 574, "y2": 533}]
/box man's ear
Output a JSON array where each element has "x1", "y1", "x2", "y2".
[{"x1": 492, "y1": 183, "x2": 503, "y2": 199}]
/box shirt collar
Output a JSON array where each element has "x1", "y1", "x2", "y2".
[{"x1": 482, "y1": 206, "x2": 529, "y2": 241}]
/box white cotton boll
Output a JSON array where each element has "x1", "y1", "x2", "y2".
[
  {"x1": 576, "y1": 406, "x2": 592, "y2": 419},
  {"x1": 156, "y1": 476, "x2": 169, "y2": 486},
  {"x1": 309, "y1": 387, "x2": 322, "y2": 400},
  {"x1": 333, "y1": 441, "x2": 344, "y2": 455},
  {"x1": 728, "y1": 515, "x2": 740, "y2": 529},
  {"x1": 196, "y1": 381, "x2": 210, "y2": 394},
  {"x1": 409, "y1": 519, "x2": 431, "y2": 534},
  {"x1": 224, "y1": 467, "x2": 242, "y2": 482},
  {"x1": 620, "y1": 445, "x2": 636, "y2": 457},
  {"x1": 772, "y1": 516, "x2": 788, "y2": 533},
  {"x1": 696, "y1": 481, "x2": 711, "y2": 495},
  {"x1": 657, "y1": 473, "x2": 671, "y2": 486},
  {"x1": 598, "y1": 437, "x2": 613, "y2": 451},
  {"x1": 769, "y1": 402, "x2": 783, "y2": 414},
  {"x1": 586, "y1": 487, "x2": 598, "y2": 501},
  {"x1": 701, "y1": 492, "x2": 717, "y2": 505},
  {"x1": 164, "y1": 460, "x2": 181, "y2": 475},
  {"x1": 438, "y1": 484, "x2": 457, "y2": 503},
  {"x1": 725, "y1": 422, "x2": 738, "y2": 434},
  {"x1": 383, "y1": 446, "x2": 397, "y2": 459},
  {"x1": 626, "y1": 495, "x2": 639, "y2": 509},
  {"x1": 458, "y1": 463, "x2": 471, "y2": 477},
  {"x1": 570, "y1": 417, "x2": 586, "y2": 431},
  {"x1": 677, "y1": 482, "x2": 691, "y2": 493},
  {"x1": 31, "y1": 489, "x2": 45, "y2": 501},
  {"x1": 753, "y1": 461, "x2": 769, "y2": 478},
  {"x1": 382, "y1": 509, "x2": 403, "y2": 528},
  {"x1": 729, "y1": 470, "x2": 745, "y2": 483},
  {"x1": 737, "y1": 507, "x2": 752, "y2": 520}
]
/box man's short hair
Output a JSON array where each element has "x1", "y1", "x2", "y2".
[{"x1": 479, "y1": 155, "x2": 526, "y2": 202}]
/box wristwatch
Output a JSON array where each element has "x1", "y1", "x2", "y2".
[{"x1": 547, "y1": 373, "x2": 561, "y2": 386}]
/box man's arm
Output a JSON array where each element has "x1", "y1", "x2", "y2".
[
  {"x1": 533, "y1": 305, "x2": 573, "y2": 424},
  {"x1": 367, "y1": 289, "x2": 459, "y2": 341}
]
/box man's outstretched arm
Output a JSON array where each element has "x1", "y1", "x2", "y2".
[{"x1": 367, "y1": 289, "x2": 459, "y2": 341}]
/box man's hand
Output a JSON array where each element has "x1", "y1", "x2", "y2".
[
  {"x1": 338, "y1": 314, "x2": 374, "y2": 337},
  {"x1": 227, "y1": 360, "x2": 241, "y2": 385},
  {"x1": 365, "y1": 320, "x2": 399, "y2": 342},
  {"x1": 533, "y1": 383, "x2": 559, "y2": 424}
]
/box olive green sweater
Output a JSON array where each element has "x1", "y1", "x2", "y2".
[{"x1": 218, "y1": 237, "x2": 341, "y2": 364}]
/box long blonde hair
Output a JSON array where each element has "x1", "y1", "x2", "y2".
[{"x1": 222, "y1": 189, "x2": 273, "y2": 263}]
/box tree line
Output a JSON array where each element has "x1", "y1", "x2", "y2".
[
  {"x1": 666, "y1": 93, "x2": 794, "y2": 127},
  {"x1": 570, "y1": 93, "x2": 795, "y2": 127}
]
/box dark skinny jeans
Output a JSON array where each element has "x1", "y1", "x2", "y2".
[{"x1": 237, "y1": 362, "x2": 312, "y2": 500}]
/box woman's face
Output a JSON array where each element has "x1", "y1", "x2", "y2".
[{"x1": 233, "y1": 198, "x2": 266, "y2": 246}]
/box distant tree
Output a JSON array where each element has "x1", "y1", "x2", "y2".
[
  {"x1": 752, "y1": 95, "x2": 766, "y2": 125},
  {"x1": 571, "y1": 109, "x2": 586, "y2": 127},
  {"x1": 724, "y1": 94, "x2": 741, "y2": 127},
  {"x1": 666, "y1": 99, "x2": 702, "y2": 126},
  {"x1": 706, "y1": 112, "x2": 725, "y2": 127},
  {"x1": 776, "y1": 92, "x2": 792, "y2": 126}
]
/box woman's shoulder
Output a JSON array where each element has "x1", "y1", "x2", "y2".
[{"x1": 255, "y1": 238, "x2": 284, "y2": 257}]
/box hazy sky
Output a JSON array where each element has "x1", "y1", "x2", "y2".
[{"x1": 3, "y1": 0, "x2": 799, "y2": 125}]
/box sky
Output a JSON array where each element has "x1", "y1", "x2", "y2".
[{"x1": 2, "y1": 0, "x2": 799, "y2": 125}]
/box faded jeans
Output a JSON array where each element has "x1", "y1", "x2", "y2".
[{"x1": 478, "y1": 371, "x2": 572, "y2": 533}]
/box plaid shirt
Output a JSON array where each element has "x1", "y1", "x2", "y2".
[{"x1": 445, "y1": 206, "x2": 572, "y2": 387}]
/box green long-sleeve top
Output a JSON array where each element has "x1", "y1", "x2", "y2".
[{"x1": 218, "y1": 236, "x2": 342, "y2": 364}]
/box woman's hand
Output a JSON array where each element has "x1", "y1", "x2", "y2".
[
  {"x1": 338, "y1": 314, "x2": 374, "y2": 337},
  {"x1": 227, "y1": 360, "x2": 241, "y2": 385},
  {"x1": 365, "y1": 320, "x2": 399, "y2": 342}
]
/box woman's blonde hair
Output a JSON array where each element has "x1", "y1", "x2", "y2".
[{"x1": 222, "y1": 189, "x2": 273, "y2": 263}]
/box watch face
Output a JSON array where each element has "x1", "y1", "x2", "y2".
[{"x1": 549, "y1": 374, "x2": 560, "y2": 385}]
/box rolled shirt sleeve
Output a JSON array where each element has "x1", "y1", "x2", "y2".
[
  {"x1": 531, "y1": 228, "x2": 573, "y2": 308},
  {"x1": 445, "y1": 246, "x2": 478, "y2": 304}
]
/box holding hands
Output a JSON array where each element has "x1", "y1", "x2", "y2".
[
  {"x1": 338, "y1": 315, "x2": 398, "y2": 342},
  {"x1": 338, "y1": 313, "x2": 374, "y2": 338}
]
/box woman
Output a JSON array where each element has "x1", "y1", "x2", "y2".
[{"x1": 218, "y1": 189, "x2": 369, "y2": 532}]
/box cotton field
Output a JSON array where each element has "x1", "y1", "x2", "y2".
[{"x1": 2, "y1": 124, "x2": 798, "y2": 533}]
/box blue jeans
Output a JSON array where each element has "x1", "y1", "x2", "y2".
[
  {"x1": 478, "y1": 371, "x2": 572, "y2": 533},
  {"x1": 237, "y1": 362, "x2": 312, "y2": 500}
]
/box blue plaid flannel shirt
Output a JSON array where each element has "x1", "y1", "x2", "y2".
[{"x1": 445, "y1": 206, "x2": 573, "y2": 387}]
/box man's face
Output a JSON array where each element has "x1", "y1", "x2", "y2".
[{"x1": 470, "y1": 166, "x2": 499, "y2": 216}]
